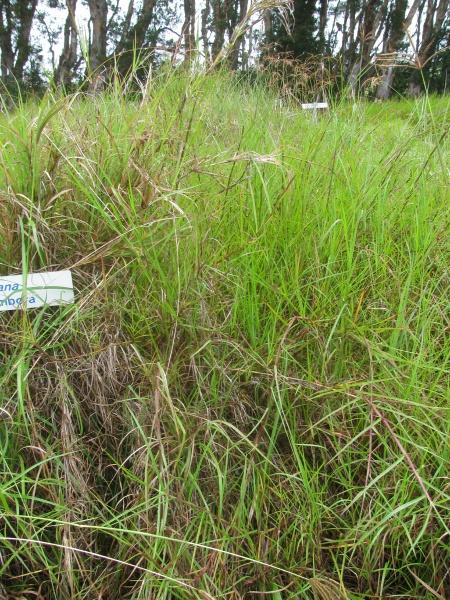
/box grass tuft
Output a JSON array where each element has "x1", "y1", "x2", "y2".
[{"x1": 0, "y1": 70, "x2": 449, "y2": 599}]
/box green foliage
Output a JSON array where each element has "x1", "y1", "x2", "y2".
[
  {"x1": 269, "y1": 1, "x2": 320, "y2": 58},
  {"x1": 0, "y1": 70, "x2": 448, "y2": 599}
]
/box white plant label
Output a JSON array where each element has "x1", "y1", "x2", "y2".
[
  {"x1": 0, "y1": 270, "x2": 74, "y2": 312},
  {"x1": 301, "y1": 102, "x2": 329, "y2": 110}
]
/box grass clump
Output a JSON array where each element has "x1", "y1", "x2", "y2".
[{"x1": 0, "y1": 70, "x2": 449, "y2": 599}]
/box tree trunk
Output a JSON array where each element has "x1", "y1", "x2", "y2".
[
  {"x1": 0, "y1": 0, "x2": 14, "y2": 79},
  {"x1": 339, "y1": 0, "x2": 349, "y2": 57},
  {"x1": 87, "y1": 0, "x2": 108, "y2": 88},
  {"x1": 114, "y1": 0, "x2": 157, "y2": 75},
  {"x1": 376, "y1": 0, "x2": 409, "y2": 99},
  {"x1": 0, "y1": 0, "x2": 38, "y2": 82},
  {"x1": 420, "y1": 0, "x2": 447, "y2": 65},
  {"x1": 414, "y1": 0, "x2": 426, "y2": 51},
  {"x1": 120, "y1": 0, "x2": 135, "y2": 46},
  {"x1": 348, "y1": 0, "x2": 387, "y2": 95},
  {"x1": 201, "y1": 0, "x2": 211, "y2": 62},
  {"x1": 229, "y1": 0, "x2": 248, "y2": 68},
  {"x1": 360, "y1": 0, "x2": 384, "y2": 66},
  {"x1": 344, "y1": 0, "x2": 358, "y2": 72},
  {"x1": 408, "y1": 0, "x2": 447, "y2": 93},
  {"x1": 183, "y1": 0, "x2": 196, "y2": 63},
  {"x1": 211, "y1": 0, "x2": 228, "y2": 60},
  {"x1": 404, "y1": 0, "x2": 423, "y2": 30},
  {"x1": 12, "y1": 0, "x2": 38, "y2": 80},
  {"x1": 263, "y1": 8, "x2": 272, "y2": 45},
  {"x1": 55, "y1": 0, "x2": 78, "y2": 86},
  {"x1": 319, "y1": 0, "x2": 328, "y2": 52}
]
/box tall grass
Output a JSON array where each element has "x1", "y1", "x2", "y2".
[{"x1": 0, "y1": 69, "x2": 448, "y2": 599}]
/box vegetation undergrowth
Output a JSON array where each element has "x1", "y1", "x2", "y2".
[{"x1": 0, "y1": 69, "x2": 448, "y2": 599}]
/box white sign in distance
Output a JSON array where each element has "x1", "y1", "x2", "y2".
[
  {"x1": 301, "y1": 102, "x2": 329, "y2": 110},
  {"x1": 0, "y1": 270, "x2": 74, "y2": 312}
]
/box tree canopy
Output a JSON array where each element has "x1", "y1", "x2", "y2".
[{"x1": 0, "y1": 0, "x2": 448, "y2": 97}]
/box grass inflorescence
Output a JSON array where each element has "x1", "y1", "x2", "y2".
[{"x1": 0, "y1": 70, "x2": 449, "y2": 599}]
